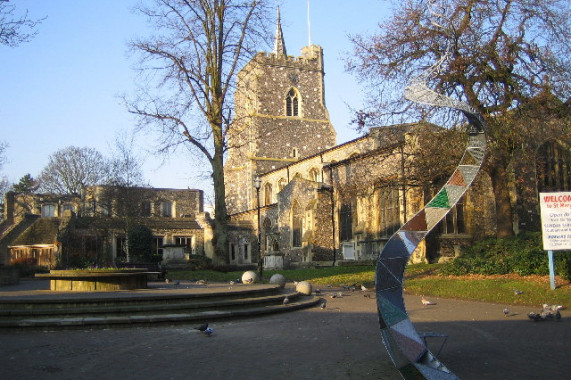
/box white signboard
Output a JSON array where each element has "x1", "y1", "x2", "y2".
[{"x1": 539, "y1": 192, "x2": 571, "y2": 250}]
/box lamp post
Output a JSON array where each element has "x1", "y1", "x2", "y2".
[{"x1": 253, "y1": 175, "x2": 262, "y2": 279}]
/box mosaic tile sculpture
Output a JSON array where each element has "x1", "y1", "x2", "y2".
[{"x1": 375, "y1": 1, "x2": 486, "y2": 379}]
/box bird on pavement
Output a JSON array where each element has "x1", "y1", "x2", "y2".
[
  {"x1": 165, "y1": 278, "x2": 171, "y2": 284},
  {"x1": 320, "y1": 299, "x2": 327, "y2": 309},
  {"x1": 203, "y1": 327, "x2": 214, "y2": 336},
  {"x1": 283, "y1": 296, "x2": 290, "y2": 305},
  {"x1": 194, "y1": 322, "x2": 209, "y2": 332},
  {"x1": 421, "y1": 296, "x2": 435, "y2": 306},
  {"x1": 361, "y1": 285, "x2": 368, "y2": 292},
  {"x1": 503, "y1": 307, "x2": 510, "y2": 317},
  {"x1": 513, "y1": 289, "x2": 523, "y2": 295}
]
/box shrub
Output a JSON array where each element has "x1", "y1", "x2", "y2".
[
  {"x1": 441, "y1": 232, "x2": 571, "y2": 280},
  {"x1": 188, "y1": 254, "x2": 213, "y2": 270},
  {"x1": 10, "y1": 257, "x2": 49, "y2": 277}
]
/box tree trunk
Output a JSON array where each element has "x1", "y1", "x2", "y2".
[
  {"x1": 211, "y1": 143, "x2": 228, "y2": 265},
  {"x1": 486, "y1": 150, "x2": 514, "y2": 238}
]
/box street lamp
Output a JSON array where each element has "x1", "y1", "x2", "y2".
[{"x1": 253, "y1": 175, "x2": 262, "y2": 279}]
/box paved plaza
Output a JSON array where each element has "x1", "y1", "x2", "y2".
[{"x1": 0, "y1": 280, "x2": 569, "y2": 379}]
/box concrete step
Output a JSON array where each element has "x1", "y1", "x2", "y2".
[
  {"x1": 2, "y1": 296, "x2": 320, "y2": 328},
  {"x1": 0, "y1": 282, "x2": 321, "y2": 328}
]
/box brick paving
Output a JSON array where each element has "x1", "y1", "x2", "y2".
[{"x1": 0, "y1": 280, "x2": 569, "y2": 379}]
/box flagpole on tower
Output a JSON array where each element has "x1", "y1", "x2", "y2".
[{"x1": 307, "y1": 0, "x2": 311, "y2": 45}]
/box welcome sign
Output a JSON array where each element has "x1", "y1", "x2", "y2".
[{"x1": 539, "y1": 192, "x2": 571, "y2": 250}]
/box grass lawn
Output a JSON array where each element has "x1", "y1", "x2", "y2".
[{"x1": 169, "y1": 263, "x2": 570, "y2": 307}]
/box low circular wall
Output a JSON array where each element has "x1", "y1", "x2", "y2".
[{"x1": 36, "y1": 269, "x2": 151, "y2": 291}]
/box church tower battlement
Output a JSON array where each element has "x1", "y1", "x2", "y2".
[{"x1": 225, "y1": 7, "x2": 337, "y2": 214}]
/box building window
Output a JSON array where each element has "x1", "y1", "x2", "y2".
[
  {"x1": 41, "y1": 204, "x2": 56, "y2": 217},
  {"x1": 141, "y1": 201, "x2": 151, "y2": 217},
  {"x1": 243, "y1": 243, "x2": 249, "y2": 261},
  {"x1": 152, "y1": 237, "x2": 164, "y2": 257},
  {"x1": 537, "y1": 141, "x2": 571, "y2": 192},
  {"x1": 292, "y1": 201, "x2": 303, "y2": 247},
  {"x1": 175, "y1": 236, "x2": 193, "y2": 252},
  {"x1": 116, "y1": 237, "x2": 127, "y2": 260},
  {"x1": 309, "y1": 168, "x2": 320, "y2": 182},
  {"x1": 379, "y1": 187, "x2": 400, "y2": 238},
  {"x1": 339, "y1": 201, "x2": 353, "y2": 241},
  {"x1": 160, "y1": 201, "x2": 172, "y2": 217},
  {"x1": 230, "y1": 243, "x2": 237, "y2": 261},
  {"x1": 264, "y1": 183, "x2": 273, "y2": 206},
  {"x1": 278, "y1": 178, "x2": 287, "y2": 191},
  {"x1": 63, "y1": 204, "x2": 75, "y2": 213},
  {"x1": 439, "y1": 198, "x2": 466, "y2": 235},
  {"x1": 286, "y1": 88, "x2": 299, "y2": 117}
]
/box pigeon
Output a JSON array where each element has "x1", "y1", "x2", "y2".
[
  {"x1": 203, "y1": 327, "x2": 214, "y2": 336},
  {"x1": 363, "y1": 293, "x2": 371, "y2": 299},
  {"x1": 504, "y1": 307, "x2": 510, "y2": 317},
  {"x1": 165, "y1": 278, "x2": 171, "y2": 284},
  {"x1": 361, "y1": 285, "x2": 368, "y2": 292},
  {"x1": 174, "y1": 280, "x2": 180, "y2": 287},
  {"x1": 283, "y1": 296, "x2": 290, "y2": 305},
  {"x1": 229, "y1": 280, "x2": 235, "y2": 285},
  {"x1": 196, "y1": 279, "x2": 207, "y2": 285},
  {"x1": 320, "y1": 299, "x2": 327, "y2": 309},
  {"x1": 421, "y1": 296, "x2": 435, "y2": 306},
  {"x1": 194, "y1": 322, "x2": 209, "y2": 332},
  {"x1": 314, "y1": 289, "x2": 321, "y2": 295},
  {"x1": 513, "y1": 289, "x2": 523, "y2": 295}
]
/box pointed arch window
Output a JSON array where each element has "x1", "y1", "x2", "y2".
[
  {"x1": 292, "y1": 200, "x2": 303, "y2": 247},
  {"x1": 264, "y1": 183, "x2": 273, "y2": 206},
  {"x1": 278, "y1": 178, "x2": 287, "y2": 192},
  {"x1": 286, "y1": 88, "x2": 300, "y2": 117},
  {"x1": 379, "y1": 186, "x2": 400, "y2": 237},
  {"x1": 537, "y1": 141, "x2": 571, "y2": 192},
  {"x1": 339, "y1": 201, "x2": 353, "y2": 241},
  {"x1": 309, "y1": 168, "x2": 320, "y2": 182}
]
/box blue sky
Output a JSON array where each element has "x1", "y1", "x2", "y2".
[{"x1": 1, "y1": 0, "x2": 389, "y2": 202}]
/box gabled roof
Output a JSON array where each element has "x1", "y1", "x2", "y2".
[{"x1": 11, "y1": 218, "x2": 61, "y2": 245}]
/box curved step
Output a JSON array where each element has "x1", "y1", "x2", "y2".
[
  {"x1": 1, "y1": 296, "x2": 321, "y2": 328},
  {"x1": 0, "y1": 282, "x2": 321, "y2": 328}
]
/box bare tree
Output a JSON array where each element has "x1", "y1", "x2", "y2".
[
  {"x1": 0, "y1": 1, "x2": 44, "y2": 47},
  {"x1": 347, "y1": 0, "x2": 571, "y2": 237},
  {"x1": 126, "y1": 0, "x2": 272, "y2": 264},
  {"x1": 102, "y1": 133, "x2": 150, "y2": 262},
  {"x1": 39, "y1": 146, "x2": 110, "y2": 196}
]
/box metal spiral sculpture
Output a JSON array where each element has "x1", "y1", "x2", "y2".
[{"x1": 375, "y1": 1, "x2": 486, "y2": 379}]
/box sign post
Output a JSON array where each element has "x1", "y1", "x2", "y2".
[{"x1": 539, "y1": 192, "x2": 571, "y2": 290}]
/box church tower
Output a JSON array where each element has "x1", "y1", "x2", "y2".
[{"x1": 225, "y1": 7, "x2": 337, "y2": 214}]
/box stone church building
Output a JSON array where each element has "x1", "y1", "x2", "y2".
[{"x1": 222, "y1": 12, "x2": 498, "y2": 269}]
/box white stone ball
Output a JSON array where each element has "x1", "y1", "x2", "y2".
[
  {"x1": 295, "y1": 280, "x2": 312, "y2": 295},
  {"x1": 241, "y1": 270, "x2": 259, "y2": 284},
  {"x1": 269, "y1": 273, "x2": 286, "y2": 288}
]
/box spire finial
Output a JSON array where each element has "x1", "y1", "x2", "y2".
[{"x1": 273, "y1": 6, "x2": 287, "y2": 56}]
